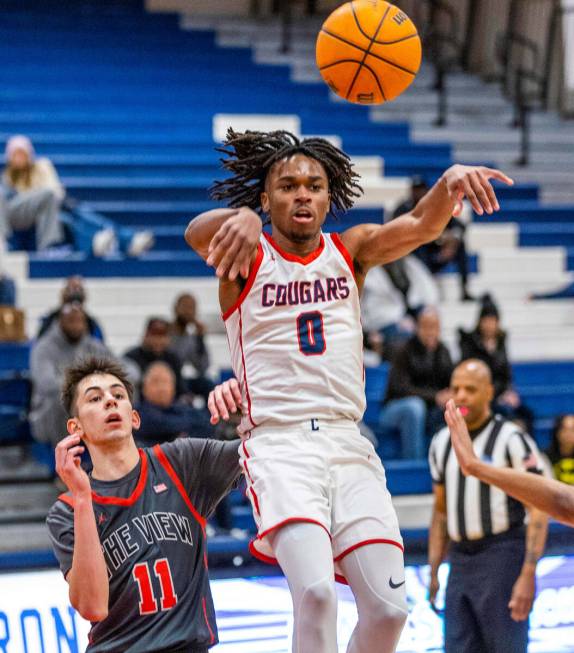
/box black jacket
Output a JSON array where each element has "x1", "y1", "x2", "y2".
[
  {"x1": 384, "y1": 335, "x2": 453, "y2": 406},
  {"x1": 458, "y1": 328, "x2": 511, "y2": 398}
]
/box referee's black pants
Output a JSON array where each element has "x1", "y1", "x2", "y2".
[{"x1": 444, "y1": 529, "x2": 529, "y2": 653}]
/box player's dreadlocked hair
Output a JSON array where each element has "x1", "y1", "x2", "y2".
[{"x1": 210, "y1": 129, "x2": 363, "y2": 215}]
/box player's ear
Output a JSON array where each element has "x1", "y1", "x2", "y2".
[
  {"x1": 131, "y1": 409, "x2": 141, "y2": 431},
  {"x1": 260, "y1": 191, "x2": 270, "y2": 214},
  {"x1": 486, "y1": 383, "x2": 494, "y2": 404},
  {"x1": 67, "y1": 417, "x2": 84, "y2": 437}
]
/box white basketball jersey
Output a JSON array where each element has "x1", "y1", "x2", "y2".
[{"x1": 224, "y1": 232, "x2": 366, "y2": 435}]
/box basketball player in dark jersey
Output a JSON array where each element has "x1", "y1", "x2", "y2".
[{"x1": 46, "y1": 356, "x2": 241, "y2": 653}]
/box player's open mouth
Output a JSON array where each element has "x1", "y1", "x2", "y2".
[
  {"x1": 292, "y1": 210, "x2": 313, "y2": 223},
  {"x1": 105, "y1": 413, "x2": 122, "y2": 424}
]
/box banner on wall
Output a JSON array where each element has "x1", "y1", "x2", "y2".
[{"x1": 2, "y1": 557, "x2": 574, "y2": 653}]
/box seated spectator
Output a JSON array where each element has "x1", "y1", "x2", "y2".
[
  {"x1": 545, "y1": 414, "x2": 574, "y2": 484},
  {"x1": 362, "y1": 256, "x2": 439, "y2": 362},
  {"x1": 169, "y1": 293, "x2": 214, "y2": 401},
  {"x1": 458, "y1": 294, "x2": 533, "y2": 431},
  {"x1": 1, "y1": 134, "x2": 154, "y2": 257},
  {"x1": 29, "y1": 302, "x2": 110, "y2": 448},
  {"x1": 37, "y1": 275, "x2": 104, "y2": 341},
  {"x1": 380, "y1": 307, "x2": 453, "y2": 459},
  {"x1": 0, "y1": 135, "x2": 65, "y2": 252},
  {"x1": 135, "y1": 362, "x2": 214, "y2": 446},
  {"x1": 393, "y1": 176, "x2": 474, "y2": 301},
  {"x1": 124, "y1": 317, "x2": 185, "y2": 397}
]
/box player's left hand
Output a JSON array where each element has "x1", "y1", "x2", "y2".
[
  {"x1": 445, "y1": 399, "x2": 479, "y2": 476},
  {"x1": 442, "y1": 165, "x2": 514, "y2": 217},
  {"x1": 509, "y1": 571, "x2": 535, "y2": 621},
  {"x1": 207, "y1": 378, "x2": 242, "y2": 424}
]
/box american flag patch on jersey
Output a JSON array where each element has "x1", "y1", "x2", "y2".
[{"x1": 153, "y1": 482, "x2": 168, "y2": 494}]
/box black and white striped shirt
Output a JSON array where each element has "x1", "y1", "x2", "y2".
[{"x1": 429, "y1": 415, "x2": 543, "y2": 542}]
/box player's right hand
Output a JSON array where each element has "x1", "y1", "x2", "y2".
[
  {"x1": 55, "y1": 434, "x2": 91, "y2": 497},
  {"x1": 208, "y1": 378, "x2": 242, "y2": 424},
  {"x1": 206, "y1": 207, "x2": 261, "y2": 280}
]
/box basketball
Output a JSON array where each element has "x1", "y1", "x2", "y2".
[{"x1": 316, "y1": 0, "x2": 422, "y2": 104}]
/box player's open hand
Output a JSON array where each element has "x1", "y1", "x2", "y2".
[
  {"x1": 208, "y1": 378, "x2": 242, "y2": 424},
  {"x1": 442, "y1": 165, "x2": 514, "y2": 217},
  {"x1": 55, "y1": 434, "x2": 91, "y2": 498},
  {"x1": 445, "y1": 399, "x2": 479, "y2": 476},
  {"x1": 206, "y1": 207, "x2": 261, "y2": 280}
]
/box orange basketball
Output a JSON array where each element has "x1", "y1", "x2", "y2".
[{"x1": 316, "y1": 0, "x2": 421, "y2": 104}]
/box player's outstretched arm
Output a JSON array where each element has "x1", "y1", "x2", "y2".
[
  {"x1": 341, "y1": 165, "x2": 513, "y2": 275},
  {"x1": 185, "y1": 207, "x2": 262, "y2": 280},
  {"x1": 56, "y1": 434, "x2": 109, "y2": 622},
  {"x1": 446, "y1": 400, "x2": 574, "y2": 527}
]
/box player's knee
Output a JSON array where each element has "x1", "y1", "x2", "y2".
[
  {"x1": 361, "y1": 597, "x2": 407, "y2": 638},
  {"x1": 299, "y1": 578, "x2": 337, "y2": 621}
]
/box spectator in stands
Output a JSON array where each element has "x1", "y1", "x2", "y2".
[
  {"x1": 29, "y1": 302, "x2": 110, "y2": 448},
  {"x1": 124, "y1": 317, "x2": 185, "y2": 397},
  {"x1": 0, "y1": 135, "x2": 65, "y2": 252},
  {"x1": 169, "y1": 293, "x2": 214, "y2": 401},
  {"x1": 379, "y1": 307, "x2": 453, "y2": 459},
  {"x1": 458, "y1": 294, "x2": 533, "y2": 432},
  {"x1": 393, "y1": 176, "x2": 474, "y2": 301},
  {"x1": 1, "y1": 134, "x2": 154, "y2": 258},
  {"x1": 545, "y1": 414, "x2": 574, "y2": 485},
  {"x1": 37, "y1": 275, "x2": 104, "y2": 341},
  {"x1": 362, "y1": 256, "x2": 439, "y2": 363},
  {"x1": 135, "y1": 361, "x2": 214, "y2": 446}
]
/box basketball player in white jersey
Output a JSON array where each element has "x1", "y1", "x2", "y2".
[{"x1": 186, "y1": 129, "x2": 512, "y2": 653}]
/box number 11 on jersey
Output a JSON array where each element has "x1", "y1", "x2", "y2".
[{"x1": 133, "y1": 558, "x2": 178, "y2": 615}]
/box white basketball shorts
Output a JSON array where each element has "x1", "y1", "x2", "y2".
[{"x1": 238, "y1": 418, "x2": 403, "y2": 581}]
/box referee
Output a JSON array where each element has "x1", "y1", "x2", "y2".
[{"x1": 427, "y1": 359, "x2": 548, "y2": 653}]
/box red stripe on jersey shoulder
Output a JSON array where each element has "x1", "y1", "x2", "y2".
[
  {"x1": 91, "y1": 449, "x2": 148, "y2": 506},
  {"x1": 264, "y1": 232, "x2": 325, "y2": 265},
  {"x1": 222, "y1": 242, "x2": 264, "y2": 321},
  {"x1": 58, "y1": 493, "x2": 74, "y2": 508},
  {"x1": 152, "y1": 445, "x2": 207, "y2": 532},
  {"x1": 330, "y1": 233, "x2": 355, "y2": 278}
]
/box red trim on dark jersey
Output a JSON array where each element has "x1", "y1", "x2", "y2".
[
  {"x1": 91, "y1": 450, "x2": 148, "y2": 506},
  {"x1": 58, "y1": 493, "x2": 74, "y2": 508},
  {"x1": 222, "y1": 242, "x2": 264, "y2": 321},
  {"x1": 202, "y1": 596, "x2": 216, "y2": 645},
  {"x1": 264, "y1": 232, "x2": 325, "y2": 265},
  {"x1": 238, "y1": 307, "x2": 257, "y2": 429},
  {"x1": 334, "y1": 538, "x2": 405, "y2": 562},
  {"x1": 153, "y1": 445, "x2": 207, "y2": 532},
  {"x1": 331, "y1": 233, "x2": 355, "y2": 278}
]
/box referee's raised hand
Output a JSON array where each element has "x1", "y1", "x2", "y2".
[{"x1": 445, "y1": 399, "x2": 479, "y2": 476}]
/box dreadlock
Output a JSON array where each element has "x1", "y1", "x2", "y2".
[{"x1": 210, "y1": 128, "x2": 363, "y2": 215}]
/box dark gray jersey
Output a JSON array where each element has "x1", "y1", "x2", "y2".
[{"x1": 46, "y1": 438, "x2": 241, "y2": 653}]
